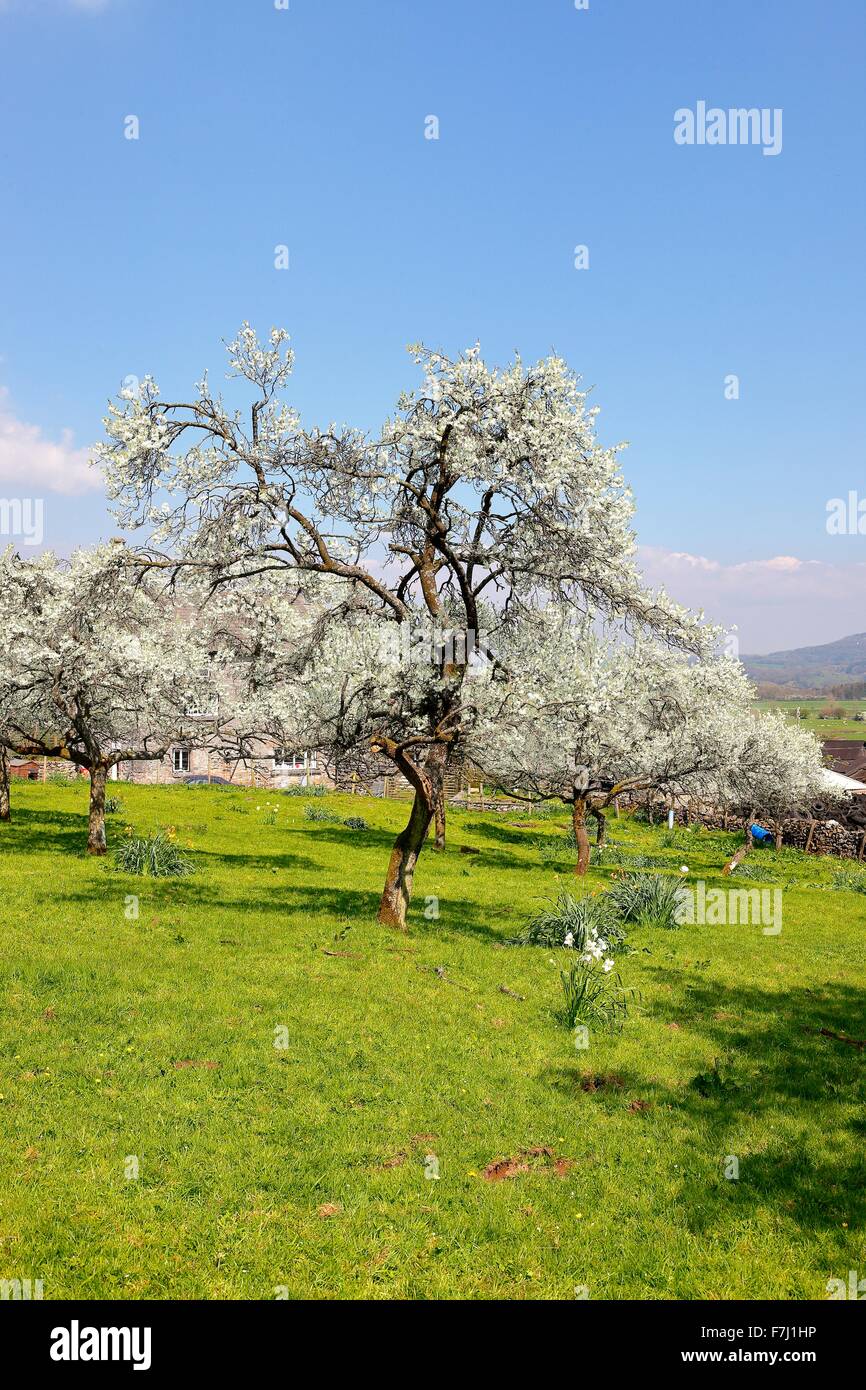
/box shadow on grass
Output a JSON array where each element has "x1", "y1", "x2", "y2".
[
  {"x1": 189, "y1": 846, "x2": 322, "y2": 874},
  {"x1": 43, "y1": 878, "x2": 514, "y2": 943},
  {"x1": 542, "y1": 974, "x2": 866, "y2": 1239},
  {"x1": 467, "y1": 819, "x2": 570, "y2": 851},
  {"x1": 288, "y1": 824, "x2": 398, "y2": 851},
  {"x1": 286, "y1": 822, "x2": 559, "y2": 878},
  {"x1": 1, "y1": 807, "x2": 91, "y2": 857}
]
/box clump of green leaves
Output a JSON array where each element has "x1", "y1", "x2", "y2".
[
  {"x1": 831, "y1": 865, "x2": 866, "y2": 894},
  {"x1": 303, "y1": 804, "x2": 342, "y2": 823},
  {"x1": 303, "y1": 804, "x2": 368, "y2": 830},
  {"x1": 689, "y1": 1057, "x2": 739, "y2": 1097},
  {"x1": 535, "y1": 836, "x2": 579, "y2": 862},
  {"x1": 113, "y1": 831, "x2": 194, "y2": 878},
  {"x1": 733, "y1": 861, "x2": 783, "y2": 883},
  {"x1": 590, "y1": 845, "x2": 670, "y2": 869},
  {"x1": 558, "y1": 960, "x2": 634, "y2": 1031},
  {"x1": 606, "y1": 872, "x2": 684, "y2": 928},
  {"x1": 590, "y1": 842, "x2": 632, "y2": 866},
  {"x1": 512, "y1": 890, "x2": 626, "y2": 953},
  {"x1": 104, "y1": 795, "x2": 125, "y2": 815},
  {"x1": 45, "y1": 769, "x2": 74, "y2": 786}
]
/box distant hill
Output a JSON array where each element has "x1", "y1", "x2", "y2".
[{"x1": 741, "y1": 632, "x2": 866, "y2": 693}]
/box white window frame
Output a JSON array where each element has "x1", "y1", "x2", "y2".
[
  {"x1": 184, "y1": 698, "x2": 218, "y2": 718},
  {"x1": 274, "y1": 749, "x2": 318, "y2": 772},
  {"x1": 172, "y1": 747, "x2": 190, "y2": 774}
]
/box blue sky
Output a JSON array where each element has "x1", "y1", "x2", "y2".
[{"x1": 1, "y1": 0, "x2": 864, "y2": 651}]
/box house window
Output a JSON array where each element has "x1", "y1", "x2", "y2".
[
  {"x1": 185, "y1": 698, "x2": 217, "y2": 718},
  {"x1": 184, "y1": 656, "x2": 218, "y2": 717},
  {"x1": 172, "y1": 748, "x2": 190, "y2": 773},
  {"x1": 274, "y1": 749, "x2": 317, "y2": 771}
]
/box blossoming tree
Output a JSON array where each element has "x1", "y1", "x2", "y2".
[
  {"x1": 719, "y1": 711, "x2": 833, "y2": 867},
  {"x1": 0, "y1": 545, "x2": 214, "y2": 853},
  {"x1": 475, "y1": 614, "x2": 758, "y2": 873},
  {"x1": 97, "y1": 324, "x2": 712, "y2": 928},
  {"x1": 478, "y1": 613, "x2": 830, "y2": 873},
  {"x1": 0, "y1": 547, "x2": 35, "y2": 823}
]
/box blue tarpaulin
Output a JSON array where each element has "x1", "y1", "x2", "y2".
[{"x1": 749, "y1": 824, "x2": 773, "y2": 844}]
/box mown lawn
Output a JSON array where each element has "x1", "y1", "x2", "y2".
[{"x1": 1, "y1": 781, "x2": 864, "y2": 1300}]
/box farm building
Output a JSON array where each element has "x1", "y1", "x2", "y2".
[
  {"x1": 822, "y1": 739, "x2": 866, "y2": 783},
  {"x1": 115, "y1": 738, "x2": 331, "y2": 790},
  {"x1": 7, "y1": 757, "x2": 43, "y2": 780},
  {"x1": 819, "y1": 766, "x2": 866, "y2": 795}
]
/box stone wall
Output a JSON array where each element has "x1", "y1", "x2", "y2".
[{"x1": 667, "y1": 805, "x2": 866, "y2": 861}]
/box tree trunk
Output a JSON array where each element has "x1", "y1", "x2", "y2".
[
  {"x1": 0, "y1": 747, "x2": 10, "y2": 823},
  {"x1": 432, "y1": 781, "x2": 446, "y2": 851},
  {"x1": 572, "y1": 798, "x2": 591, "y2": 876},
  {"x1": 377, "y1": 790, "x2": 433, "y2": 930},
  {"x1": 591, "y1": 806, "x2": 607, "y2": 847},
  {"x1": 87, "y1": 763, "x2": 109, "y2": 855}
]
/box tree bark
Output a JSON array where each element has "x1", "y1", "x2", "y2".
[
  {"x1": 591, "y1": 806, "x2": 606, "y2": 847},
  {"x1": 432, "y1": 781, "x2": 446, "y2": 851},
  {"x1": 0, "y1": 746, "x2": 10, "y2": 823},
  {"x1": 87, "y1": 763, "x2": 109, "y2": 855},
  {"x1": 377, "y1": 789, "x2": 433, "y2": 930},
  {"x1": 572, "y1": 797, "x2": 591, "y2": 876}
]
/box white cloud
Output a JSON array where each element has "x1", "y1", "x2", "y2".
[
  {"x1": 0, "y1": 388, "x2": 100, "y2": 495},
  {"x1": 638, "y1": 545, "x2": 866, "y2": 654}
]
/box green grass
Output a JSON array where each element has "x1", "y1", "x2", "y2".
[
  {"x1": 755, "y1": 697, "x2": 866, "y2": 740},
  {"x1": 1, "y1": 782, "x2": 865, "y2": 1300}
]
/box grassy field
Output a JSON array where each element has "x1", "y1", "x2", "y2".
[
  {"x1": 1, "y1": 780, "x2": 865, "y2": 1301},
  {"x1": 755, "y1": 697, "x2": 866, "y2": 741}
]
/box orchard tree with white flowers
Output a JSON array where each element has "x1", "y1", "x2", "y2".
[
  {"x1": 0, "y1": 545, "x2": 216, "y2": 853},
  {"x1": 206, "y1": 570, "x2": 510, "y2": 836},
  {"x1": 97, "y1": 324, "x2": 714, "y2": 928},
  {"x1": 475, "y1": 613, "x2": 760, "y2": 874},
  {"x1": 719, "y1": 710, "x2": 833, "y2": 867},
  {"x1": 0, "y1": 548, "x2": 38, "y2": 823}
]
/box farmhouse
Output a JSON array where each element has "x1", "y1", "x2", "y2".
[
  {"x1": 115, "y1": 736, "x2": 330, "y2": 790},
  {"x1": 819, "y1": 767, "x2": 866, "y2": 796},
  {"x1": 822, "y1": 739, "x2": 866, "y2": 785}
]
